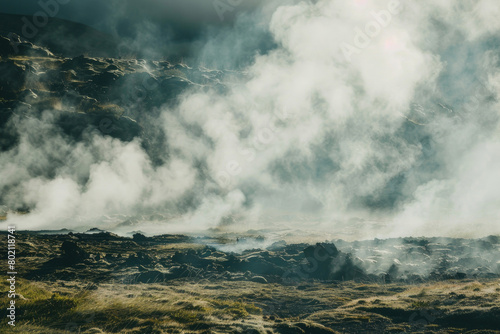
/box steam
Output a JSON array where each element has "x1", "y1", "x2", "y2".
[{"x1": 1, "y1": 0, "x2": 500, "y2": 239}]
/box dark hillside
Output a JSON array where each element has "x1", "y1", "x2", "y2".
[{"x1": 0, "y1": 13, "x2": 119, "y2": 57}]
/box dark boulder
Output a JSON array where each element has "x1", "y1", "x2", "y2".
[
  {"x1": 132, "y1": 233, "x2": 149, "y2": 243},
  {"x1": 384, "y1": 263, "x2": 399, "y2": 283},
  {"x1": 303, "y1": 243, "x2": 365, "y2": 280},
  {"x1": 61, "y1": 241, "x2": 89, "y2": 263},
  {"x1": 125, "y1": 251, "x2": 155, "y2": 267},
  {"x1": 244, "y1": 256, "x2": 284, "y2": 276},
  {"x1": 172, "y1": 249, "x2": 212, "y2": 268}
]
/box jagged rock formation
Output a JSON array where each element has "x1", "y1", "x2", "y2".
[
  {"x1": 61, "y1": 240, "x2": 89, "y2": 263},
  {"x1": 7, "y1": 230, "x2": 500, "y2": 333},
  {"x1": 12, "y1": 230, "x2": 500, "y2": 284},
  {"x1": 303, "y1": 243, "x2": 366, "y2": 280},
  {"x1": 0, "y1": 34, "x2": 225, "y2": 154},
  {"x1": 0, "y1": 34, "x2": 54, "y2": 57}
]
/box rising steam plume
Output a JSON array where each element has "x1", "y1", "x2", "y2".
[{"x1": 1, "y1": 0, "x2": 500, "y2": 239}]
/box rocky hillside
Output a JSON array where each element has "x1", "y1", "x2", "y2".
[
  {"x1": 0, "y1": 13, "x2": 120, "y2": 57},
  {"x1": 0, "y1": 33, "x2": 225, "y2": 152}
]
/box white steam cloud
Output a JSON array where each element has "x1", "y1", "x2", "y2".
[{"x1": 1, "y1": 0, "x2": 500, "y2": 239}]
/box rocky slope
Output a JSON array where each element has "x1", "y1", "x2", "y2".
[
  {"x1": 0, "y1": 33, "x2": 224, "y2": 152},
  {"x1": 0, "y1": 13, "x2": 120, "y2": 57}
]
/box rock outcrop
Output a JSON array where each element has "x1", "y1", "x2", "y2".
[{"x1": 303, "y1": 243, "x2": 366, "y2": 280}]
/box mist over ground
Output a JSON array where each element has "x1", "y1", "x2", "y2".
[{"x1": 1, "y1": 0, "x2": 500, "y2": 240}]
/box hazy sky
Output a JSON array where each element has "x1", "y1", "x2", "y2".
[{"x1": 0, "y1": 0, "x2": 264, "y2": 40}]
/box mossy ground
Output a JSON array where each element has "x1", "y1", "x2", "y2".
[{"x1": 1, "y1": 278, "x2": 500, "y2": 333}]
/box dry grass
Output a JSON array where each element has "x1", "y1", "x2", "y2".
[{"x1": 2, "y1": 278, "x2": 500, "y2": 333}]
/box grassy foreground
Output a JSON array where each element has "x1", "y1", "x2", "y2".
[{"x1": 2, "y1": 277, "x2": 500, "y2": 333}]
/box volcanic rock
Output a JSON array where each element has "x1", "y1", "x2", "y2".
[
  {"x1": 125, "y1": 251, "x2": 155, "y2": 267},
  {"x1": 0, "y1": 60, "x2": 25, "y2": 95},
  {"x1": 0, "y1": 34, "x2": 54, "y2": 57},
  {"x1": 303, "y1": 243, "x2": 365, "y2": 280},
  {"x1": 172, "y1": 249, "x2": 212, "y2": 268},
  {"x1": 132, "y1": 233, "x2": 149, "y2": 243},
  {"x1": 61, "y1": 240, "x2": 89, "y2": 263}
]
